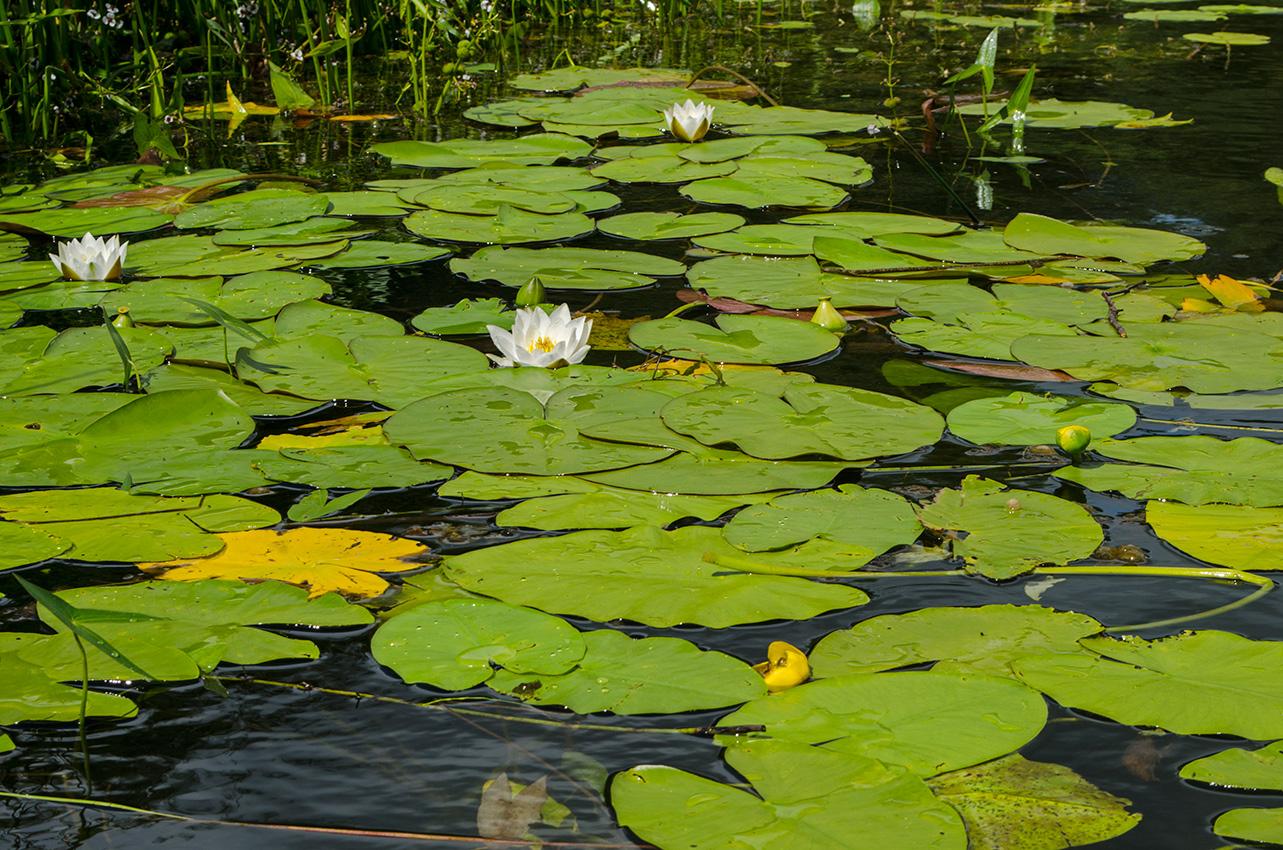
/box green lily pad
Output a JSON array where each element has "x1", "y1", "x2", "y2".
[
  {"x1": 174, "y1": 188, "x2": 330, "y2": 230},
  {"x1": 718, "y1": 670, "x2": 1047, "y2": 776},
  {"x1": 0, "y1": 205, "x2": 173, "y2": 238},
  {"x1": 613, "y1": 739, "x2": 967, "y2": 850},
  {"x1": 1214, "y1": 808, "x2": 1283, "y2": 844},
  {"x1": 489, "y1": 629, "x2": 766, "y2": 713},
  {"x1": 0, "y1": 521, "x2": 73, "y2": 570},
  {"x1": 127, "y1": 234, "x2": 345, "y2": 277},
  {"x1": 411, "y1": 298, "x2": 513, "y2": 335},
  {"x1": 0, "y1": 650, "x2": 137, "y2": 725},
  {"x1": 927, "y1": 754, "x2": 1140, "y2": 848},
  {"x1": 1, "y1": 326, "x2": 172, "y2": 396},
  {"x1": 597, "y1": 211, "x2": 746, "y2": 240},
  {"x1": 957, "y1": 99, "x2": 1157, "y2": 129},
  {"x1": 723, "y1": 485, "x2": 921, "y2": 556},
  {"x1": 305, "y1": 240, "x2": 451, "y2": 269},
  {"x1": 403, "y1": 206, "x2": 593, "y2": 245},
  {"x1": 1123, "y1": 8, "x2": 1227, "y2": 19},
  {"x1": 508, "y1": 66, "x2": 691, "y2": 92},
  {"x1": 915, "y1": 477, "x2": 1103, "y2": 579},
  {"x1": 100, "y1": 271, "x2": 331, "y2": 324},
  {"x1": 1003, "y1": 213, "x2": 1206, "y2": 264},
  {"x1": 1056, "y1": 435, "x2": 1283, "y2": 507},
  {"x1": 689, "y1": 255, "x2": 936, "y2": 309},
  {"x1": 208, "y1": 216, "x2": 362, "y2": 247},
  {"x1": 372, "y1": 598, "x2": 586, "y2": 691},
  {"x1": 258, "y1": 444, "x2": 452, "y2": 490},
  {"x1": 237, "y1": 334, "x2": 489, "y2": 407},
  {"x1": 371, "y1": 134, "x2": 593, "y2": 169},
  {"x1": 1182, "y1": 30, "x2": 1270, "y2": 42},
  {"x1": 947, "y1": 392, "x2": 1137, "y2": 446},
  {"x1": 1146, "y1": 500, "x2": 1283, "y2": 570},
  {"x1": 660, "y1": 383, "x2": 944, "y2": 460},
  {"x1": 681, "y1": 174, "x2": 850, "y2": 209},
  {"x1": 1011, "y1": 322, "x2": 1283, "y2": 393},
  {"x1": 1013, "y1": 630, "x2": 1283, "y2": 738},
  {"x1": 811, "y1": 605, "x2": 1104, "y2": 678},
  {"x1": 443, "y1": 524, "x2": 868, "y2": 628},
  {"x1": 497, "y1": 487, "x2": 760, "y2": 530},
  {"x1": 1181, "y1": 741, "x2": 1283, "y2": 790},
  {"x1": 630, "y1": 314, "x2": 841, "y2": 365},
  {"x1": 385, "y1": 387, "x2": 674, "y2": 475},
  {"x1": 453, "y1": 246, "x2": 686, "y2": 290},
  {"x1": 322, "y1": 190, "x2": 415, "y2": 218},
  {"x1": 582, "y1": 449, "x2": 855, "y2": 495}
]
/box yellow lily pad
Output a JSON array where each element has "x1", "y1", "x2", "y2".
[{"x1": 141, "y1": 527, "x2": 432, "y2": 599}]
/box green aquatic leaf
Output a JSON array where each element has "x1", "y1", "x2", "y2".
[
  {"x1": 209, "y1": 217, "x2": 362, "y2": 247},
  {"x1": 273, "y1": 298, "x2": 405, "y2": 340},
  {"x1": 386, "y1": 387, "x2": 674, "y2": 475},
  {"x1": 660, "y1": 382, "x2": 944, "y2": 460},
  {"x1": 1, "y1": 326, "x2": 172, "y2": 395},
  {"x1": 305, "y1": 240, "x2": 451, "y2": 269},
  {"x1": 723, "y1": 484, "x2": 921, "y2": 555},
  {"x1": 497, "y1": 487, "x2": 759, "y2": 530},
  {"x1": 1056, "y1": 435, "x2": 1283, "y2": 507},
  {"x1": 411, "y1": 298, "x2": 512, "y2": 336},
  {"x1": 947, "y1": 392, "x2": 1136, "y2": 446},
  {"x1": 453, "y1": 245, "x2": 686, "y2": 290},
  {"x1": 0, "y1": 649, "x2": 137, "y2": 725},
  {"x1": 1123, "y1": 7, "x2": 1227, "y2": 19},
  {"x1": 1014, "y1": 630, "x2": 1283, "y2": 738},
  {"x1": 507, "y1": 66, "x2": 691, "y2": 92},
  {"x1": 260, "y1": 444, "x2": 452, "y2": 490},
  {"x1": 957, "y1": 99, "x2": 1157, "y2": 129},
  {"x1": 811, "y1": 604, "x2": 1104, "y2": 678},
  {"x1": 0, "y1": 205, "x2": 173, "y2": 238},
  {"x1": 443, "y1": 524, "x2": 868, "y2": 628},
  {"x1": 100, "y1": 272, "x2": 330, "y2": 324},
  {"x1": 1181, "y1": 741, "x2": 1283, "y2": 790},
  {"x1": 680, "y1": 174, "x2": 849, "y2": 209},
  {"x1": 927, "y1": 754, "x2": 1140, "y2": 848},
  {"x1": 689, "y1": 255, "x2": 938, "y2": 309},
  {"x1": 402, "y1": 183, "x2": 580, "y2": 215},
  {"x1": 718, "y1": 670, "x2": 1047, "y2": 776},
  {"x1": 174, "y1": 188, "x2": 330, "y2": 230},
  {"x1": 1003, "y1": 213, "x2": 1206, "y2": 264},
  {"x1": 1146, "y1": 500, "x2": 1283, "y2": 569},
  {"x1": 489, "y1": 629, "x2": 766, "y2": 713},
  {"x1": 371, "y1": 134, "x2": 593, "y2": 168},
  {"x1": 1011, "y1": 323, "x2": 1283, "y2": 394},
  {"x1": 613, "y1": 739, "x2": 967, "y2": 850},
  {"x1": 403, "y1": 206, "x2": 594, "y2": 245},
  {"x1": 1215, "y1": 808, "x2": 1283, "y2": 844},
  {"x1": 323, "y1": 190, "x2": 414, "y2": 217},
  {"x1": 915, "y1": 477, "x2": 1103, "y2": 579},
  {"x1": 0, "y1": 521, "x2": 72, "y2": 570},
  {"x1": 597, "y1": 211, "x2": 745, "y2": 240},
  {"x1": 142, "y1": 363, "x2": 318, "y2": 416},
  {"x1": 582, "y1": 449, "x2": 855, "y2": 495},
  {"x1": 0, "y1": 488, "x2": 277, "y2": 562},
  {"x1": 372, "y1": 598, "x2": 586, "y2": 690},
  {"x1": 1182, "y1": 30, "x2": 1270, "y2": 43},
  {"x1": 630, "y1": 314, "x2": 842, "y2": 365}
]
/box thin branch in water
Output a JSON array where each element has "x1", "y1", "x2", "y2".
[{"x1": 1100, "y1": 290, "x2": 1127, "y2": 337}]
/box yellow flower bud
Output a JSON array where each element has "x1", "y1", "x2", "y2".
[
  {"x1": 810, "y1": 297, "x2": 848, "y2": 332},
  {"x1": 752, "y1": 641, "x2": 810, "y2": 693},
  {"x1": 1056, "y1": 425, "x2": 1091, "y2": 455}
]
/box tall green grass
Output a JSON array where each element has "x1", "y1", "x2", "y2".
[{"x1": 0, "y1": 0, "x2": 718, "y2": 146}]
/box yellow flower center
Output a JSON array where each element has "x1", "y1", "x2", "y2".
[{"x1": 527, "y1": 335, "x2": 556, "y2": 353}]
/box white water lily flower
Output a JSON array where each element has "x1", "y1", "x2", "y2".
[
  {"x1": 663, "y1": 99, "x2": 715, "y2": 142},
  {"x1": 486, "y1": 304, "x2": 592, "y2": 368},
  {"x1": 49, "y1": 232, "x2": 128, "y2": 281}
]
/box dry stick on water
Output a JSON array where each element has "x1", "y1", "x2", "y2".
[
  {"x1": 684, "y1": 64, "x2": 780, "y2": 107},
  {"x1": 1100, "y1": 290, "x2": 1127, "y2": 337}
]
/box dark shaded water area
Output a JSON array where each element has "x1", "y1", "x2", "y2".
[{"x1": 4, "y1": 1, "x2": 1283, "y2": 847}]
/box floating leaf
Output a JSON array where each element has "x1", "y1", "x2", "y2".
[
  {"x1": 1182, "y1": 30, "x2": 1270, "y2": 43},
  {"x1": 142, "y1": 527, "x2": 431, "y2": 599},
  {"x1": 661, "y1": 383, "x2": 944, "y2": 460},
  {"x1": 1181, "y1": 741, "x2": 1283, "y2": 790},
  {"x1": 1003, "y1": 213, "x2": 1206, "y2": 265},
  {"x1": 719, "y1": 671, "x2": 1047, "y2": 776},
  {"x1": 1146, "y1": 500, "x2": 1283, "y2": 570},
  {"x1": 811, "y1": 605, "x2": 1104, "y2": 678},
  {"x1": 1013, "y1": 630, "x2": 1283, "y2": 738},
  {"x1": 489, "y1": 629, "x2": 766, "y2": 713},
  {"x1": 613, "y1": 740, "x2": 967, "y2": 850},
  {"x1": 443, "y1": 524, "x2": 868, "y2": 628},
  {"x1": 927, "y1": 754, "x2": 1141, "y2": 848},
  {"x1": 947, "y1": 392, "x2": 1136, "y2": 446},
  {"x1": 403, "y1": 206, "x2": 593, "y2": 245},
  {"x1": 371, "y1": 134, "x2": 593, "y2": 169},
  {"x1": 723, "y1": 485, "x2": 920, "y2": 556},
  {"x1": 630, "y1": 315, "x2": 842, "y2": 365},
  {"x1": 915, "y1": 477, "x2": 1103, "y2": 579},
  {"x1": 453, "y1": 246, "x2": 685, "y2": 290},
  {"x1": 597, "y1": 211, "x2": 745, "y2": 240},
  {"x1": 372, "y1": 598, "x2": 586, "y2": 690}
]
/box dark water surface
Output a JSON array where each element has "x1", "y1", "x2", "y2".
[{"x1": 4, "y1": 2, "x2": 1283, "y2": 847}]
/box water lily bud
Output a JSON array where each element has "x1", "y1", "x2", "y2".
[
  {"x1": 111, "y1": 307, "x2": 134, "y2": 329},
  {"x1": 1056, "y1": 425, "x2": 1092, "y2": 455},
  {"x1": 810, "y1": 297, "x2": 847, "y2": 332},
  {"x1": 515, "y1": 276, "x2": 546, "y2": 307},
  {"x1": 752, "y1": 641, "x2": 810, "y2": 693}
]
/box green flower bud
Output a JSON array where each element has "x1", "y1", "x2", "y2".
[
  {"x1": 516, "y1": 276, "x2": 546, "y2": 307},
  {"x1": 1056, "y1": 425, "x2": 1091, "y2": 455},
  {"x1": 810, "y1": 297, "x2": 848, "y2": 332}
]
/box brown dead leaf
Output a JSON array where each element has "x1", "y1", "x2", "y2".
[
  {"x1": 923, "y1": 359, "x2": 1078, "y2": 382},
  {"x1": 477, "y1": 773, "x2": 548, "y2": 840}
]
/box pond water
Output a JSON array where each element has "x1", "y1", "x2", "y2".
[{"x1": 3, "y1": 1, "x2": 1283, "y2": 848}]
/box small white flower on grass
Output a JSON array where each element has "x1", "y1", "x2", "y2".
[
  {"x1": 49, "y1": 232, "x2": 127, "y2": 281},
  {"x1": 486, "y1": 304, "x2": 592, "y2": 368},
  {"x1": 663, "y1": 99, "x2": 715, "y2": 142}
]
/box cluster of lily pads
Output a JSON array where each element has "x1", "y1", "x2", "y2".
[{"x1": 4, "y1": 74, "x2": 1283, "y2": 848}]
